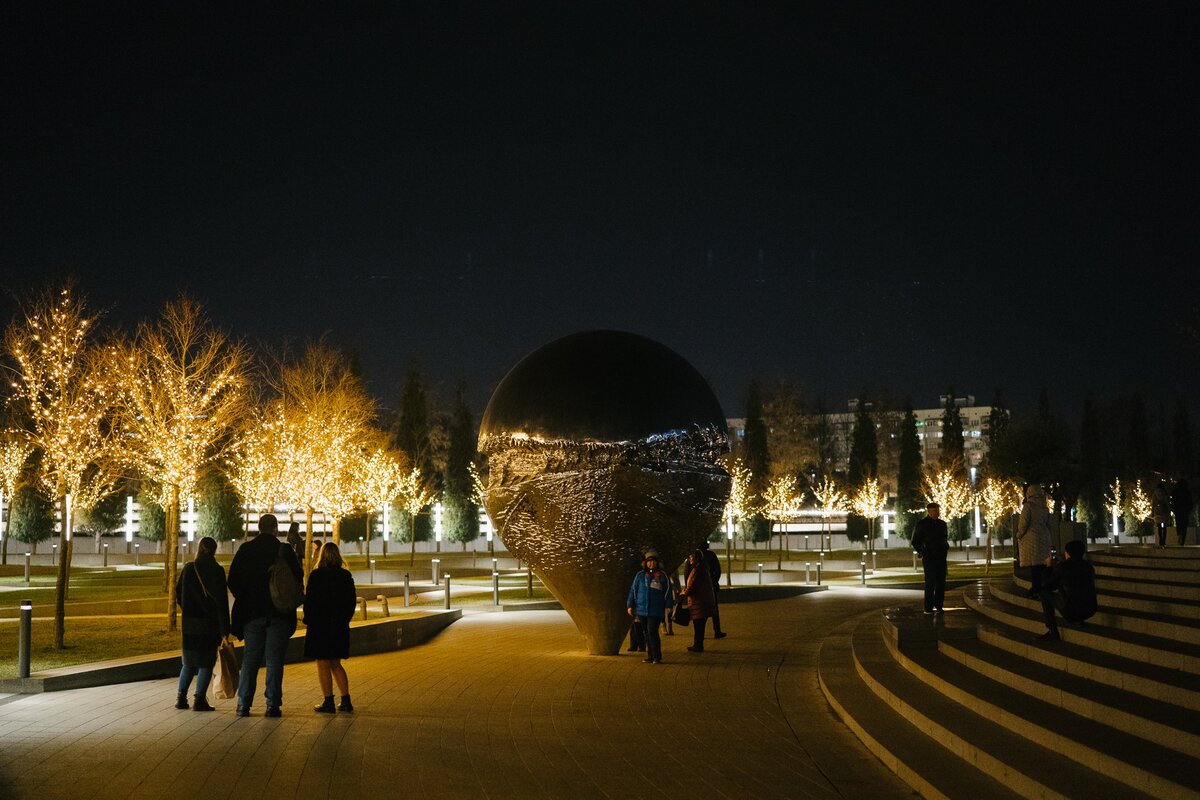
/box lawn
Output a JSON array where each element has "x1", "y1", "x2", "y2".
[{"x1": 0, "y1": 615, "x2": 180, "y2": 678}]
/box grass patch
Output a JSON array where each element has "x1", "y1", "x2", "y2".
[{"x1": 0, "y1": 616, "x2": 180, "y2": 678}]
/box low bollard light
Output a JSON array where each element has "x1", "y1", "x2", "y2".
[
  {"x1": 19, "y1": 600, "x2": 32, "y2": 678},
  {"x1": 492, "y1": 557, "x2": 498, "y2": 572},
  {"x1": 805, "y1": 562, "x2": 811, "y2": 585},
  {"x1": 912, "y1": 550, "x2": 917, "y2": 570},
  {"x1": 444, "y1": 573, "x2": 452, "y2": 609},
  {"x1": 871, "y1": 551, "x2": 877, "y2": 574},
  {"x1": 376, "y1": 595, "x2": 390, "y2": 617},
  {"x1": 134, "y1": 543, "x2": 140, "y2": 566},
  {"x1": 860, "y1": 561, "x2": 867, "y2": 585},
  {"x1": 431, "y1": 558, "x2": 440, "y2": 586},
  {"x1": 816, "y1": 562, "x2": 822, "y2": 585},
  {"x1": 358, "y1": 597, "x2": 368, "y2": 620},
  {"x1": 51, "y1": 544, "x2": 57, "y2": 567},
  {"x1": 804, "y1": 535, "x2": 809, "y2": 550},
  {"x1": 757, "y1": 563, "x2": 763, "y2": 585},
  {"x1": 965, "y1": 545, "x2": 971, "y2": 563},
  {"x1": 403, "y1": 572, "x2": 410, "y2": 607},
  {"x1": 24, "y1": 552, "x2": 31, "y2": 585},
  {"x1": 103, "y1": 543, "x2": 109, "y2": 568},
  {"x1": 527, "y1": 565, "x2": 534, "y2": 598},
  {"x1": 492, "y1": 572, "x2": 500, "y2": 606},
  {"x1": 370, "y1": 558, "x2": 376, "y2": 584}
]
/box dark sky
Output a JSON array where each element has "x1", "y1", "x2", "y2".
[{"x1": 2, "y1": 3, "x2": 1197, "y2": 423}]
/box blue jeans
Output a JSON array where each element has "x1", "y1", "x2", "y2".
[
  {"x1": 237, "y1": 615, "x2": 296, "y2": 710},
  {"x1": 178, "y1": 649, "x2": 213, "y2": 698}
]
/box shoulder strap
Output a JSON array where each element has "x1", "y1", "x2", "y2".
[{"x1": 192, "y1": 562, "x2": 210, "y2": 599}]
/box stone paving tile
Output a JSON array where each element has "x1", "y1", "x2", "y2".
[{"x1": 0, "y1": 588, "x2": 920, "y2": 800}]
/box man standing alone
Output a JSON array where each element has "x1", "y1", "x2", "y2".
[
  {"x1": 228, "y1": 513, "x2": 303, "y2": 717},
  {"x1": 912, "y1": 502, "x2": 949, "y2": 614}
]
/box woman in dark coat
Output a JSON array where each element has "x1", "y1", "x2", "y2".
[
  {"x1": 175, "y1": 536, "x2": 230, "y2": 711},
  {"x1": 680, "y1": 549, "x2": 717, "y2": 653},
  {"x1": 304, "y1": 542, "x2": 358, "y2": 713}
]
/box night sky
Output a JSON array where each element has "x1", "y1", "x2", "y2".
[{"x1": 2, "y1": 3, "x2": 1197, "y2": 423}]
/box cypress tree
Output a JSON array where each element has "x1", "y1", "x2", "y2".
[
  {"x1": 1126, "y1": 392, "x2": 1150, "y2": 478},
  {"x1": 9, "y1": 485, "x2": 55, "y2": 553},
  {"x1": 443, "y1": 382, "x2": 480, "y2": 548},
  {"x1": 1078, "y1": 393, "x2": 1107, "y2": 540},
  {"x1": 846, "y1": 401, "x2": 878, "y2": 542},
  {"x1": 1173, "y1": 399, "x2": 1194, "y2": 476},
  {"x1": 136, "y1": 482, "x2": 166, "y2": 545},
  {"x1": 896, "y1": 400, "x2": 923, "y2": 540},
  {"x1": 940, "y1": 390, "x2": 965, "y2": 470},
  {"x1": 742, "y1": 381, "x2": 771, "y2": 544},
  {"x1": 197, "y1": 468, "x2": 244, "y2": 544},
  {"x1": 395, "y1": 362, "x2": 434, "y2": 542}
]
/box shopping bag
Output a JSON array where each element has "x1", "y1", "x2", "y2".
[{"x1": 213, "y1": 638, "x2": 240, "y2": 700}]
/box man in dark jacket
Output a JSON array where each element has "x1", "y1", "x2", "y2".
[
  {"x1": 912, "y1": 502, "x2": 949, "y2": 614},
  {"x1": 228, "y1": 513, "x2": 303, "y2": 717},
  {"x1": 701, "y1": 540, "x2": 727, "y2": 638},
  {"x1": 1037, "y1": 539, "x2": 1097, "y2": 642}
]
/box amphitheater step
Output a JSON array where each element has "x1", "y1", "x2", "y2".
[
  {"x1": 1097, "y1": 585, "x2": 1200, "y2": 621},
  {"x1": 851, "y1": 614, "x2": 1155, "y2": 800},
  {"x1": 973, "y1": 621, "x2": 1200, "y2": 714},
  {"x1": 818, "y1": 614, "x2": 1029, "y2": 800},
  {"x1": 936, "y1": 632, "x2": 1200, "y2": 757},
  {"x1": 967, "y1": 582, "x2": 1200, "y2": 675},
  {"x1": 990, "y1": 580, "x2": 1200, "y2": 646}
]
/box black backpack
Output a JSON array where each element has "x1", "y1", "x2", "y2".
[{"x1": 268, "y1": 542, "x2": 304, "y2": 612}]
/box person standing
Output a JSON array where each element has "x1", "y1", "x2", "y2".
[
  {"x1": 1152, "y1": 481, "x2": 1171, "y2": 548},
  {"x1": 681, "y1": 549, "x2": 716, "y2": 652},
  {"x1": 912, "y1": 502, "x2": 949, "y2": 614},
  {"x1": 304, "y1": 542, "x2": 358, "y2": 713},
  {"x1": 701, "y1": 540, "x2": 727, "y2": 638},
  {"x1": 1017, "y1": 484, "x2": 1053, "y2": 597},
  {"x1": 228, "y1": 513, "x2": 303, "y2": 718},
  {"x1": 625, "y1": 549, "x2": 673, "y2": 664},
  {"x1": 175, "y1": 536, "x2": 229, "y2": 711},
  {"x1": 1170, "y1": 479, "x2": 1193, "y2": 546}
]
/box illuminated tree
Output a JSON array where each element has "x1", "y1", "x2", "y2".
[
  {"x1": 1127, "y1": 479, "x2": 1152, "y2": 542},
  {"x1": 3, "y1": 286, "x2": 120, "y2": 647},
  {"x1": 922, "y1": 467, "x2": 974, "y2": 543},
  {"x1": 761, "y1": 475, "x2": 801, "y2": 569},
  {"x1": 110, "y1": 297, "x2": 249, "y2": 630},
  {"x1": 0, "y1": 436, "x2": 33, "y2": 565},
  {"x1": 396, "y1": 466, "x2": 437, "y2": 565},
  {"x1": 1104, "y1": 478, "x2": 1124, "y2": 540},
  {"x1": 851, "y1": 478, "x2": 888, "y2": 554},
  {"x1": 722, "y1": 458, "x2": 756, "y2": 564},
  {"x1": 811, "y1": 477, "x2": 847, "y2": 551},
  {"x1": 359, "y1": 448, "x2": 408, "y2": 557},
  {"x1": 979, "y1": 477, "x2": 1022, "y2": 572}
]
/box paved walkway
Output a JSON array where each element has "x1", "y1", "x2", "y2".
[{"x1": 0, "y1": 588, "x2": 921, "y2": 799}]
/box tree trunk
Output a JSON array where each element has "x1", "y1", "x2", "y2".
[
  {"x1": 333, "y1": 518, "x2": 341, "y2": 546},
  {"x1": 166, "y1": 486, "x2": 180, "y2": 632},
  {"x1": 776, "y1": 523, "x2": 783, "y2": 570},
  {"x1": 1, "y1": 505, "x2": 9, "y2": 566},
  {"x1": 304, "y1": 506, "x2": 314, "y2": 582},
  {"x1": 54, "y1": 490, "x2": 70, "y2": 649},
  {"x1": 409, "y1": 511, "x2": 417, "y2": 566}
]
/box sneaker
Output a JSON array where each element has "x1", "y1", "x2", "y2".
[
  {"x1": 265, "y1": 707, "x2": 282, "y2": 718},
  {"x1": 923, "y1": 609, "x2": 935, "y2": 615},
  {"x1": 714, "y1": 632, "x2": 727, "y2": 639},
  {"x1": 1036, "y1": 630, "x2": 1060, "y2": 642}
]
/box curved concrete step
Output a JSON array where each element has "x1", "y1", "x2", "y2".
[
  {"x1": 1093, "y1": 563, "x2": 1200, "y2": 590},
  {"x1": 851, "y1": 616, "x2": 1153, "y2": 800},
  {"x1": 936, "y1": 633, "x2": 1200, "y2": 758},
  {"x1": 1097, "y1": 585, "x2": 1200, "y2": 621},
  {"x1": 817, "y1": 614, "x2": 1023, "y2": 800},
  {"x1": 991, "y1": 581, "x2": 1200, "y2": 646},
  {"x1": 967, "y1": 582, "x2": 1200, "y2": 675},
  {"x1": 973, "y1": 621, "x2": 1200, "y2": 714},
  {"x1": 1018, "y1": 571, "x2": 1200, "y2": 604},
  {"x1": 884, "y1": 629, "x2": 1200, "y2": 799}
]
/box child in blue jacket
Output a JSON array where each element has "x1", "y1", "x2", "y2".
[{"x1": 626, "y1": 549, "x2": 675, "y2": 664}]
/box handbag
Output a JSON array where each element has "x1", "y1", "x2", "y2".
[
  {"x1": 212, "y1": 638, "x2": 240, "y2": 699},
  {"x1": 672, "y1": 601, "x2": 690, "y2": 627}
]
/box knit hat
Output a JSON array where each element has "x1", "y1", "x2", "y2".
[{"x1": 642, "y1": 548, "x2": 659, "y2": 562}]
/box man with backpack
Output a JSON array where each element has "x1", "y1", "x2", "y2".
[{"x1": 228, "y1": 513, "x2": 304, "y2": 718}]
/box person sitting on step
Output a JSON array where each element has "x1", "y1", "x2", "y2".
[{"x1": 1037, "y1": 539, "x2": 1097, "y2": 642}]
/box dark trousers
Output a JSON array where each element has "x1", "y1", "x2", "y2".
[
  {"x1": 641, "y1": 616, "x2": 663, "y2": 661},
  {"x1": 923, "y1": 556, "x2": 947, "y2": 611},
  {"x1": 711, "y1": 584, "x2": 723, "y2": 635},
  {"x1": 1029, "y1": 564, "x2": 1046, "y2": 594},
  {"x1": 1178, "y1": 516, "x2": 1191, "y2": 545},
  {"x1": 692, "y1": 616, "x2": 709, "y2": 650},
  {"x1": 1040, "y1": 590, "x2": 1067, "y2": 633}
]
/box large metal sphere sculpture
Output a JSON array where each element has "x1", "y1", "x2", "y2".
[{"x1": 479, "y1": 331, "x2": 731, "y2": 655}]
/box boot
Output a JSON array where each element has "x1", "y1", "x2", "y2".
[
  {"x1": 193, "y1": 695, "x2": 215, "y2": 712},
  {"x1": 314, "y1": 695, "x2": 336, "y2": 713},
  {"x1": 338, "y1": 695, "x2": 354, "y2": 713},
  {"x1": 175, "y1": 692, "x2": 189, "y2": 710}
]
